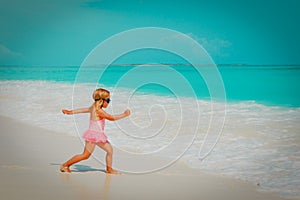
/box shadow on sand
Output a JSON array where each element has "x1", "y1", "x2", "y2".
[{"x1": 50, "y1": 163, "x2": 106, "y2": 173}]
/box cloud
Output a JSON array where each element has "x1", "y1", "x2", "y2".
[
  {"x1": 0, "y1": 44, "x2": 22, "y2": 59},
  {"x1": 186, "y1": 33, "x2": 232, "y2": 58},
  {"x1": 158, "y1": 31, "x2": 232, "y2": 64}
]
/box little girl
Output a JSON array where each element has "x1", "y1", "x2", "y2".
[{"x1": 60, "y1": 88, "x2": 130, "y2": 174}]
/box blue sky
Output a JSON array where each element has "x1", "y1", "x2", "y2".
[{"x1": 0, "y1": 0, "x2": 299, "y2": 66}]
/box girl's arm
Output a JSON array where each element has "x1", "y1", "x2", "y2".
[
  {"x1": 97, "y1": 109, "x2": 130, "y2": 121},
  {"x1": 62, "y1": 108, "x2": 90, "y2": 115}
]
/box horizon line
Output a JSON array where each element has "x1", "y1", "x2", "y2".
[{"x1": 1, "y1": 63, "x2": 300, "y2": 67}]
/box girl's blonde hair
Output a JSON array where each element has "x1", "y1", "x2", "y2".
[{"x1": 93, "y1": 88, "x2": 110, "y2": 111}]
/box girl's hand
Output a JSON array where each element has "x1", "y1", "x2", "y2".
[
  {"x1": 62, "y1": 109, "x2": 73, "y2": 115},
  {"x1": 124, "y1": 109, "x2": 131, "y2": 117}
]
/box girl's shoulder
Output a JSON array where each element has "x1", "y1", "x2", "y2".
[
  {"x1": 95, "y1": 107, "x2": 104, "y2": 115},
  {"x1": 89, "y1": 106, "x2": 93, "y2": 112},
  {"x1": 89, "y1": 105, "x2": 99, "y2": 120},
  {"x1": 96, "y1": 108, "x2": 109, "y2": 118}
]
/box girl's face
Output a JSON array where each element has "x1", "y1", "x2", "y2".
[{"x1": 102, "y1": 94, "x2": 110, "y2": 108}]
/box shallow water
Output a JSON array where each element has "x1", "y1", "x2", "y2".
[{"x1": 1, "y1": 65, "x2": 300, "y2": 107}]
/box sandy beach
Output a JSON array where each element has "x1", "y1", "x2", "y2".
[{"x1": 0, "y1": 116, "x2": 289, "y2": 200}]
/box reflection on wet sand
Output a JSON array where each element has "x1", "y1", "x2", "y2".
[
  {"x1": 102, "y1": 174, "x2": 112, "y2": 200},
  {"x1": 59, "y1": 169, "x2": 112, "y2": 200}
]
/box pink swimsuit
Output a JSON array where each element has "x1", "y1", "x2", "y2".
[{"x1": 82, "y1": 119, "x2": 107, "y2": 143}]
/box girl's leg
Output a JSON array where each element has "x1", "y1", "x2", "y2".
[
  {"x1": 97, "y1": 142, "x2": 120, "y2": 174},
  {"x1": 61, "y1": 141, "x2": 96, "y2": 172}
]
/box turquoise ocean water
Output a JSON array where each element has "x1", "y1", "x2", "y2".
[
  {"x1": 1, "y1": 65, "x2": 299, "y2": 107},
  {"x1": 0, "y1": 65, "x2": 300, "y2": 198}
]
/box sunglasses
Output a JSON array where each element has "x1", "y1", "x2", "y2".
[
  {"x1": 95, "y1": 98, "x2": 111, "y2": 103},
  {"x1": 102, "y1": 98, "x2": 111, "y2": 103}
]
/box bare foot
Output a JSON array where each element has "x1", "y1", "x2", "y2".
[
  {"x1": 60, "y1": 164, "x2": 71, "y2": 173},
  {"x1": 106, "y1": 167, "x2": 121, "y2": 175}
]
